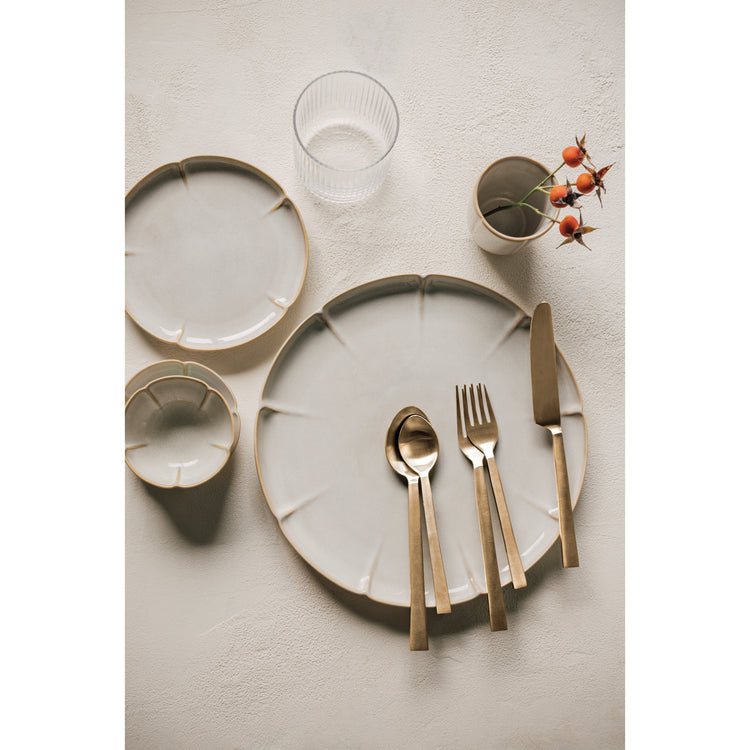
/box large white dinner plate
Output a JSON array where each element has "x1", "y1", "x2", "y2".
[
  {"x1": 255, "y1": 275, "x2": 587, "y2": 607},
  {"x1": 125, "y1": 156, "x2": 308, "y2": 350}
]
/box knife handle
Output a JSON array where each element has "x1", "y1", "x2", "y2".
[
  {"x1": 473, "y1": 464, "x2": 507, "y2": 631},
  {"x1": 407, "y1": 478, "x2": 428, "y2": 650},
  {"x1": 485, "y1": 455, "x2": 527, "y2": 589},
  {"x1": 551, "y1": 427, "x2": 579, "y2": 568},
  {"x1": 419, "y1": 474, "x2": 452, "y2": 614}
]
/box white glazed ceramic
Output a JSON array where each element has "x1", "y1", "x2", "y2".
[
  {"x1": 125, "y1": 375, "x2": 235, "y2": 488},
  {"x1": 126, "y1": 360, "x2": 241, "y2": 453},
  {"x1": 468, "y1": 156, "x2": 559, "y2": 255},
  {"x1": 125, "y1": 156, "x2": 308, "y2": 350},
  {"x1": 293, "y1": 71, "x2": 399, "y2": 202},
  {"x1": 255, "y1": 275, "x2": 587, "y2": 607}
]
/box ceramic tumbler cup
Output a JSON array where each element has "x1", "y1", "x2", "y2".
[{"x1": 468, "y1": 156, "x2": 559, "y2": 255}]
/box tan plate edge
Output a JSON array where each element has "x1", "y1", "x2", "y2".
[{"x1": 253, "y1": 273, "x2": 588, "y2": 605}]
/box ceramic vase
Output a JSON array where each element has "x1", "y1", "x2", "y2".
[{"x1": 468, "y1": 156, "x2": 559, "y2": 255}]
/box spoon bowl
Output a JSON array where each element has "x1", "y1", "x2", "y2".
[
  {"x1": 398, "y1": 414, "x2": 439, "y2": 477},
  {"x1": 385, "y1": 406, "x2": 429, "y2": 479}
]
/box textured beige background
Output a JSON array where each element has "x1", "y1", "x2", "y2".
[{"x1": 125, "y1": 0, "x2": 625, "y2": 747}]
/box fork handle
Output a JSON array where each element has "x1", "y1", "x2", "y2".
[
  {"x1": 551, "y1": 428, "x2": 579, "y2": 568},
  {"x1": 485, "y1": 455, "x2": 527, "y2": 589},
  {"x1": 472, "y1": 464, "x2": 507, "y2": 631},
  {"x1": 419, "y1": 475, "x2": 452, "y2": 614},
  {"x1": 407, "y1": 478, "x2": 428, "y2": 650}
]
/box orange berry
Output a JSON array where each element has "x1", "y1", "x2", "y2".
[
  {"x1": 549, "y1": 184, "x2": 568, "y2": 207},
  {"x1": 562, "y1": 146, "x2": 584, "y2": 167},
  {"x1": 559, "y1": 215, "x2": 579, "y2": 236},
  {"x1": 576, "y1": 172, "x2": 596, "y2": 193}
]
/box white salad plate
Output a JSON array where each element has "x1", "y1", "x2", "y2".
[
  {"x1": 255, "y1": 275, "x2": 587, "y2": 608},
  {"x1": 125, "y1": 156, "x2": 308, "y2": 350},
  {"x1": 125, "y1": 360, "x2": 241, "y2": 453},
  {"x1": 125, "y1": 375, "x2": 235, "y2": 488}
]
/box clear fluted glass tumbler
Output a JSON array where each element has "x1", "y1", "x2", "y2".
[{"x1": 293, "y1": 71, "x2": 399, "y2": 202}]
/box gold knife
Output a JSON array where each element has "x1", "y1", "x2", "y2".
[{"x1": 530, "y1": 302, "x2": 579, "y2": 567}]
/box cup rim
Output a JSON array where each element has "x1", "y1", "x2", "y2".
[
  {"x1": 292, "y1": 70, "x2": 400, "y2": 173},
  {"x1": 473, "y1": 155, "x2": 560, "y2": 242}
]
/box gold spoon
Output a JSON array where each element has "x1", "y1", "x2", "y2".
[
  {"x1": 398, "y1": 414, "x2": 451, "y2": 614},
  {"x1": 385, "y1": 406, "x2": 429, "y2": 650}
]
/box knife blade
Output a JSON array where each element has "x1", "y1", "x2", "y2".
[{"x1": 530, "y1": 302, "x2": 579, "y2": 568}]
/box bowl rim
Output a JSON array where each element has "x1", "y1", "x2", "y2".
[
  {"x1": 125, "y1": 359, "x2": 239, "y2": 411},
  {"x1": 124, "y1": 374, "x2": 235, "y2": 489}
]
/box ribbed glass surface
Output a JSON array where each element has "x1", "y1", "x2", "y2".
[{"x1": 293, "y1": 71, "x2": 399, "y2": 202}]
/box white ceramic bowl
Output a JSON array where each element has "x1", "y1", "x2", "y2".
[
  {"x1": 125, "y1": 360, "x2": 241, "y2": 453},
  {"x1": 125, "y1": 375, "x2": 235, "y2": 488}
]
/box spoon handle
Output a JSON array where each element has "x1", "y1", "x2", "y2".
[
  {"x1": 419, "y1": 475, "x2": 451, "y2": 614},
  {"x1": 407, "y1": 478, "x2": 428, "y2": 650}
]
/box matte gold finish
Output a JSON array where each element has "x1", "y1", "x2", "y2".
[
  {"x1": 406, "y1": 478, "x2": 427, "y2": 648},
  {"x1": 455, "y1": 387, "x2": 507, "y2": 631},
  {"x1": 398, "y1": 415, "x2": 452, "y2": 615},
  {"x1": 385, "y1": 407, "x2": 428, "y2": 651},
  {"x1": 530, "y1": 302, "x2": 579, "y2": 568},
  {"x1": 464, "y1": 384, "x2": 526, "y2": 589},
  {"x1": 464, "y1": 384, "x2": 527, "y2": 589}
]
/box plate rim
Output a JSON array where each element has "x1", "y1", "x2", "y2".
[
  {"x1": 125, "y1": 155, "x2": 309, "y2": 351},
  {"x1": 253, "y1": 273, "x2": 588, "y2": 606}
]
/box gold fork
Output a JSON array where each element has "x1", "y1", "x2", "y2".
[
  {"x1": 465, "y1": 383, "x2": 527, "y2": 589},
  {"x1": 455, "y1": 386, "x2": 507, "y2": 631}
]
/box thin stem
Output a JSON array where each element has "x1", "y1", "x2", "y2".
[
  {"x1": 516, "y1": 161, "x2": 565, "y2": 206},
  {"x1": 520, "y1": 202, "x2": 560, "y2": 224},
  {"x1": 484, "y1": 201, "x2": 560, "y2": 226},
  {"x1": 482, "y1": 161, "x2": 565, "y2": 219},
  {"x1": 483, "y1": 204, "x2": 511, "y2": 219}
]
